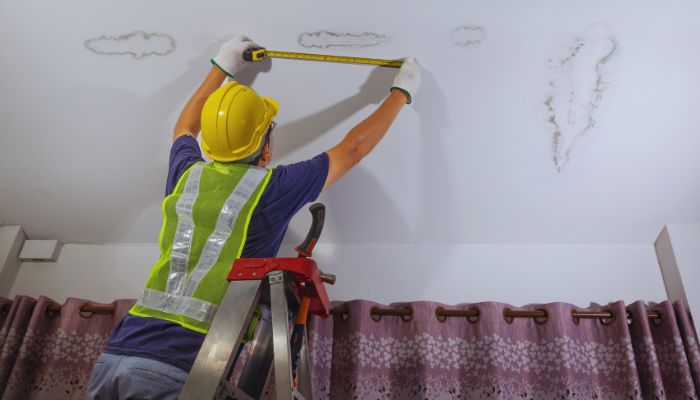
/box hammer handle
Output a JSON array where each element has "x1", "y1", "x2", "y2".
[{"x1": 295, "y1": 203, "x2": 325, "y2": 258}]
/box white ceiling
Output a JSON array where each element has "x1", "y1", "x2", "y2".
[{"x1": 1, "y1": 0, "x2": 699, "y2": 245}]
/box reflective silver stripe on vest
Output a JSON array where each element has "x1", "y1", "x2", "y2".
[
  {"x1": 182, "y1": 167, "x2": 267, "y2": 297},
  {"x1": 167, "y1": 163, "x2": 204, "y2": 295},
  {"x1": 137, "y1": 165, "x2": 267, "y2": 325},
  {"x1": 138, "y1": 288, "x2": 217, "y2": 323}
]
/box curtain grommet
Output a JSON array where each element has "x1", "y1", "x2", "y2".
[
  {"x1": 600, "y1": 309, "x2": 615, "y2": 326},
  {"x1": 44, "y1": 304, "x2": 59, "y2": 319},
  {"x1": 369, "y1": 306, "x2": 412, "y2": 322},
  {"x1": 533, "y1": 309, "x2": 548, "y2": 325},
  {"x1": 503, "y1": 308, "x2": 514, "y2": 324},
  {"x1": 401, "y1": 306, "x2": 413, "y2": 322},
  {"x1": 651, "y1": 310, "x2": 662, "y2": 327},
  {"x1": 466, "y1": 308, "x2": 480, "y2": 324},
  {"x1": 571, "y1": 310, "x2": 580, "y2": 325},
  {"x1": 79, "y1": 305, "x2": 94, "y2": 319},
  {"x1": 435, "y1": 307, "x2": 480, "y2": 323},
  {"x1": 370, "y1": 306, "x2": 382, "y2": 322},
  {"x1": 333, "y1": 304, "x2": 350, "y2": 321},
  {"x1": 435, "y1": 307, "x2": 447, "y2": 323}
]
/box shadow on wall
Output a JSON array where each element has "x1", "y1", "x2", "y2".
[
  {"x1": 413, "y1": 69, "x2": 454, "y2": 243},
  {"x1": 282, "y1": 165, "x2": 408, "y2": 246},
  {"x1": 233, "y1": 54, "x2": 272, "y2": 86},
  {"x1": 272, "y1": 66, "x2": 395, "y2": 158},
  {"x1": 272, "y1": 66, "x2": 407, "y2": 244},
  {"x1": 58, "y1": 39, "x2": 271, "y2": 243},
  {"x1": 281, "y1": 66, "x2": 456, "y2": 254},
  {"x1": 412, "y1": 69, "x2": 454, "y2": 284},
  {"x1": 324, "y1": 166, "x2": 409, "y2": 243}
]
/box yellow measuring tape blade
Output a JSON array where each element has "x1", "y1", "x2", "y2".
[{"x1": 266, "y1": 50, "x2": 403, "y2": 68}]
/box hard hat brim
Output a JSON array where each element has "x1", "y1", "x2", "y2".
[{"x1": 263, "y1": 97, "x2": 280, "y2": 116}]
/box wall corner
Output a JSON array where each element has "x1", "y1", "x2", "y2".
[{"x1": 0, "y1": 225, "x2": 27, "y2": 298}]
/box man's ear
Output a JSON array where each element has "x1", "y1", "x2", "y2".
[{"x1": 259, "y1": 142, "x2": 272, "y2": 166}]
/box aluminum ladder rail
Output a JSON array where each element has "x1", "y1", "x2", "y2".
[{"x1": 179, "y1": 257, "x2": 333, "y2": 400}]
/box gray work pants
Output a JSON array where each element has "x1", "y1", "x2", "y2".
[{"x1": 87, "y1": 353, "x2": 188, "y2": 400}]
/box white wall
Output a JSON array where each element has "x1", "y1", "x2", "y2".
[
  {"x1": 9, "y1": 242, "x2": 666, "y2": 307},
  {"x1": 312, "y1": 243, "x2": 666, "y2": 305},
  {"x1": 655, "y1": 223, "x2": 700, "y2": 332},
  {"x1": 0, "y1": 226, "x2": 25, "y2": 297},
  {"x1": 2, "y1": 1, "x2": 700, "y2": 245},
  {"x1": 9, "y1": 243, "x2": 157, "y2": 303},
  {"x1": 3, "y1": 0, "x2": 693, "y2": 308}
]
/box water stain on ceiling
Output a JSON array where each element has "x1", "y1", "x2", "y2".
[
  {"x1": 84, "y1": 30, "x2": 176, "y2": 59},
  {"x1": 544, "y1": 24, "x2": 616, "y2": 172},
  {"x1": 451, "y1": 25, "x2": 485, "y2": 47},
  {"x1": 297, "y1": 30, "x2": 390, "y2": 49}
]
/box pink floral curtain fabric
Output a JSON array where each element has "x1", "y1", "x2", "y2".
[
  {"x1": 0, "y1": 296, "x2": 697, "y2": 399},
  {"x1": 309, "y1": 300, "x2": 700, "y2": 400},
  {"x1": 0, "y1": 296, "x2": 134, "y2": 400}
]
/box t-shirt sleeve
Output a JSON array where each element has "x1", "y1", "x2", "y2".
[
  {"x1": 166, "y1": 135, "x2": 205, "y2": 196},
  {"x1": 258, "y1": 153, "x2": 329, "y2": 226}
]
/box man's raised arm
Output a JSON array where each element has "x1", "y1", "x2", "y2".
[{"x1": 324, "y1": 58, "x2": 421, "y2": 191}]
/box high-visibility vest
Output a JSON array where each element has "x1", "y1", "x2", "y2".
[{"x1": 129, "y1": 161, "x2": 272, "y2": 334}]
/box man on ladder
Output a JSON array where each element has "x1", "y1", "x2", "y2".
[{"x1": 87, "y1": 35, "x2": 420, "y2": 399}]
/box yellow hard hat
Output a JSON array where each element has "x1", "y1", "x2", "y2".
[{"x1": 201, "y1": 81, "x2": 279, "y2": 162}]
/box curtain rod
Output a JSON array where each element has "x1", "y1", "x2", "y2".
[
  {"x1": 1, "y1": 302, "x2": 665, "y2": 324},
  {"x1": 330, "y1": 305, "x2": 663, "y2": 325},
  {"x1": 0, "y1": 302, "x2": 117, "y2": 317}
]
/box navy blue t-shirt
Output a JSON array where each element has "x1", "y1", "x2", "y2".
[{"x1": 103, "y1": 135, "x2": 329, "y2": 372}]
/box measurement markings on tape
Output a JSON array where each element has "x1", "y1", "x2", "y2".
[{"x1": 244, "y1": 48, "x2": 403, "y2": 68}]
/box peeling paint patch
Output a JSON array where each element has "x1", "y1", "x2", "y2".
[
  {"x1": 545, "y1": 24, "x2": 616, "y2": 172},
  {"x1": 298, "y1": 30, "x2": 390, "y2": 49},
  {"x1": 84, "y1": 31, "x2": 176, "y2": 59},
  {"x1": 451, "y1": 25, "x2": 485, "y2": 47}
]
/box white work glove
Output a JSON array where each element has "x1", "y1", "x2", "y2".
[
  {"x1": 391, "y1": 57, "x2": 421, "y2": 104},
  {"x1": 211, "y1": 35, "x2": 261, "y2": 77}
]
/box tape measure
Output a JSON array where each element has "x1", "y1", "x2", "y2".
[{"x1": 243, "y1": 48, "x2": 403, "y2": 68}]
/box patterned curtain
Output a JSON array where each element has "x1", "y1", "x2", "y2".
[
  {"x1": 0, "y1": 296, "x2": 134, "y2": 400},
  {"x1": 1, "y1": 296, "x2": 697, "y2": 399},
  {"x1": 309, "y1": 300, "x2": 700, "y2": 400}
]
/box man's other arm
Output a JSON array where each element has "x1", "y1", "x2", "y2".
[
  {"x1": 173, "y1": 67, "x2": 227, "y2": 141},
  {"x1": 173, "y1": 35, "x2": 260, "y2": 141}
]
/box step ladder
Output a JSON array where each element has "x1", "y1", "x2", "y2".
[{"x1": 179, "y1": 204, "x2": 333, "y2": 400}]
